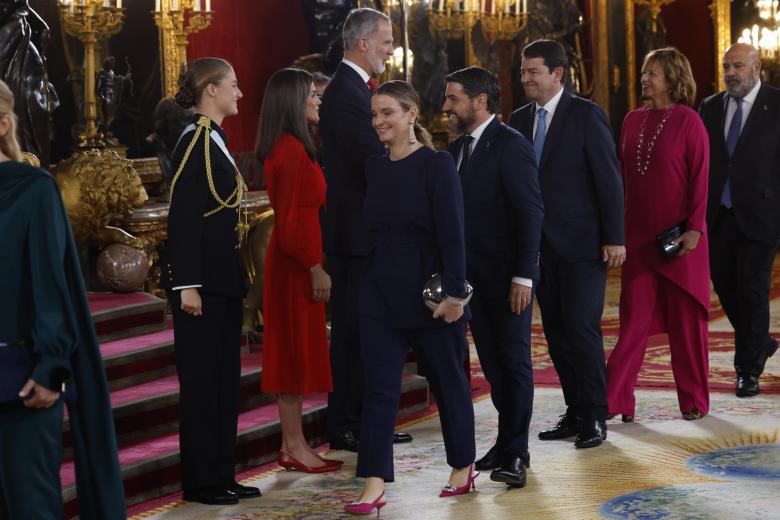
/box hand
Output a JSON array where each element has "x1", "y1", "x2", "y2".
[
  {"x1": 19, "y1": 379, "x2": 60, "y2": 409},
  {"x1": 509, "y1": 283, "x2": 532, "y2": 315},
  {"x1": 601, "y1": 245, "x2": 626, "y2": 269},
  {"x1": 433, "y1": 299, "x2": 464, "y2": 323},
  {"x1": 180, "y1": 288, "x2": 203, "y2": 316},
  {"x1": 673, "y1": 230, "x2": 701, "y2": 256},
  {"x1": 310, "y1": 264, "x2": 332, "y2": 303}
]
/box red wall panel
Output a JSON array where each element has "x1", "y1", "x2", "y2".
[
  {"x1": 187, "y1": 1, "x2": 310, "y2": 154},
  {"x1": 661, "y1": 0, "x2": 717, "y2": 104}
]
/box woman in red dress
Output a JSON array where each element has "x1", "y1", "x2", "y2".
[
  {"x1": 607, "y1": 48, "x2": 711, "y2": 422},
  {"x1": 256, "y1": 68, "x2": 340, "y2": 472}
]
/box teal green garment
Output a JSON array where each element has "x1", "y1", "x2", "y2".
[{"x1": 0, "y1": 162, "x2": 126, "y2": 518}]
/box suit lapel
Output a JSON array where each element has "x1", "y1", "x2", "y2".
[
  {"x1": 461, "y1": 117, "x2": 501, "y2": 191},
  {"x1": 520, "y1": 104, "x2": 535, "y2": 142},
  {"x1": 539, "y1": 90, "x2": 571, "y2": 170},
  {"x1": 734, "y1": 84, "x2": 770, "y2": 156}
]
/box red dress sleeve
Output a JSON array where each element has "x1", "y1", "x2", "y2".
[
  {"x1": 684, "y1": 113, "x2": 710, "y2": 233},
  {"x1": 266, "y1": 136, "x2": 321, "y2": 269}
]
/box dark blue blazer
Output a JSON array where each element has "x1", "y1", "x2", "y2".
[
  {"x1": 448, "y1": 117, "x2": 544, "y2": 299},
  {"x1": 699, "y1": 83, "x2": 780, "y2": 241},
  {"x1": 319, "y1": 63, "x2": 385, "y2": 256},
  {"x1": 507, "y1": 90, "x2": 624, "y2": 261},
  {"x1": 360, "y1": 147, "x2": 470, "y2": 329}
]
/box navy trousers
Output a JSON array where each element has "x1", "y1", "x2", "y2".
[
  {"x1": 468, "y1": 291, "x2": 534, "y2": 462},
  {"x1": 170, "y1": 291, "x2": 242, "y2": 491},
  {"x1": 327, "y1": 255, "x2": 366, "y2": 439},
  {"x1": 0, "y1": 402, "x2": 64, "y2": 520},
  {"x1": 537, "y1": 242, "x2": 609, "y2": 421},
  {"x1": 357, "y1": 317, "x2": 475, "y2": 482}
]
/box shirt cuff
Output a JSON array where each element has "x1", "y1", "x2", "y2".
[
  {"x1": 511, "y1": 277, "x2": 533, "y2": 288},
  {"x1": 172, "y1": 284, "x2": 202, "y2": 291}
]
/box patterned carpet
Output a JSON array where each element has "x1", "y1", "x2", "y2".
[
  {"x1": 130, "y1": 256, "x2": 780, "y2": 519},
  {"x1": 133, "y1": 388, "x2": 780, "y2": 520}
]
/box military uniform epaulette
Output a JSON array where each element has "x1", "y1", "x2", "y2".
[{"x1": 169, "y1": 114, "x2": 250, "y2": 249}]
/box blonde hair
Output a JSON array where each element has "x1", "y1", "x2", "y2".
[
  {"x1": 0, "y1": 80, "x2": 22, "y2": 162},
  {"x1": 374, "y1": 80, "x2": 434, "y2": 148},
  {"x1": 642, "y1": 47, "x2": 697, "y2": 107}
]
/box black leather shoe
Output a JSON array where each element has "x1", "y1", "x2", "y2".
[
  {"x1": 489, "y1": 455, "x2": 528, "y2": 488},
  {"x1": 393, "y1": 431, "x2": 413, "y2": 443},
  {"x1": 474, "y1": 445, "x2": 502, "y2": 471},
  {"x1": 330, "y1": 430, "x2": 360, "y2": 452},
  {"x1": 230, "y1": 481, "x2": 262, "y2": 499},
  {"x1": 182, "y1": 487, "x2": 239, "y2": 505},
  {"x1": 736, "y1": 374, "x2": 759, "y2": 397},
  {"x1": 574, "y1": 419, "x2": 607, "y2": 449},
  {"x1": 538, "y1": 414, "x2": 579, "y2": 440}
]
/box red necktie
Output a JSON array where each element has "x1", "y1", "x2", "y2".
[{"x1": 367, "y1": 78, "x2": 378, "y2": 93}]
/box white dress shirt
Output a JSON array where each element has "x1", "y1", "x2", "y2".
[
  {"x1": 532, "y1": 85, "x2": 565, "y2": 138},
  {"x1": 724, "y1": 79, "x2": 761, "y2": 140},
  {"x1": 457, "y1": 113, "x2": 532, "y2": 289}
]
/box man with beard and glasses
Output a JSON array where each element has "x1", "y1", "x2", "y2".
[
  {"x1": 508, "y1": 39, "x2": 625, "y2": 449},
  {"x1": 699, "y1": 43, "x2": 780, "y2": 397},
  {"x1": 442, "y1": 66, "x2": 543, "y2": 488},
  {"x1": 319, "y1": 7, "x2": 412, "y2": 453}
]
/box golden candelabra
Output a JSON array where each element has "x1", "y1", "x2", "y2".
[
  {"x1": 427, "y1": 0, "x2": 527, "y2": 65},
  {"x1": 57, "y1": 0, "x2": 125, "y2": 147},
  {"x1": 154, "y1": 0, "x2": 214, "y2": 97},
  {"x1": 632, "y1": 0, "x2": 676, "y2": 34}
]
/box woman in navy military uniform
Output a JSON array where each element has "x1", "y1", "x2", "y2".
[
  {"x1": 344, "y1": 81, "x2": 476, "y2": 516},
  {"x1": 162, "y1": 57, "x2": 260, "y2": 506}
]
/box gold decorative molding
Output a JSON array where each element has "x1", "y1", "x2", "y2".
[
  {"x1": 591, "y1": 0, "x2": 610, "y2": 111},
  {"x1": 625, "y1": 0, "x2": 637, "y2": 110},
  {"x1": 710, "y1": 0, "x2": 731, "y2": 92}
]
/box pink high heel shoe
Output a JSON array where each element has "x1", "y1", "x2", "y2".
[
  {"x1": 344, "y1": 491, "x2": 387, "y2": 517},
  {"x1": 439, "y1": 464, "x2": 479, "y2": 497}
]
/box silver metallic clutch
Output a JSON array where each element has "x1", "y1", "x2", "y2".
[{"x1": 421, "y1": 273, "x2": 474, "y2": 311}]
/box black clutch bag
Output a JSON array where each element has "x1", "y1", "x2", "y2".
[
  {"x1": 656, "y1": 220, "x2": 687, "y2": 258},
  {"x1": 0, "y1": 342, "x2": 76, "y2": 404}
]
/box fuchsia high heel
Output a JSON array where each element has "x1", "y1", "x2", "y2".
[
  {"x1": 344, "y1": 491, "x2": 387, "y2": 517},
  {"x1": 439, "y1": 464, "x2": 479, "y2": 497}
]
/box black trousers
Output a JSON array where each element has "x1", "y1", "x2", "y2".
[
  {"x1": 327, "y1": 255, "x2": 366, "y2": 439},
  {"x1": 170, "y1": 291, "x2": 242, "y2": 491},
  {"x1": 709, "y1": 209, "x2": 779, "y2": 376},
  {"x1": 357, "y1": 317, "x2": 475, "y2": 482},
  {"x1": 537, "y1": 243, "x2": 609, "y2": 421},
  {"x1": 469, "y1": 291, "x2": 533, "y2": 461},
  {"x1": 0, "y1": 402, "x2": 64, "y2": 520}
]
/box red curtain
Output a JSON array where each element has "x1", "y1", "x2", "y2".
[{"x1": 187, "y1": 1, "x2": 310, "y2": 154}]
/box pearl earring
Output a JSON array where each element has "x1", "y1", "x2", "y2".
[{"x1": 409, "y1": 120, "x2": 417, "y2": 145}]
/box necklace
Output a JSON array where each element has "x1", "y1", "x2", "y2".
[{"x1": 635, "y1": 105, "x2": 674, "y2": 176}]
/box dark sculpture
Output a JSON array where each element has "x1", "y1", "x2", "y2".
[
  {"x1": 96, "y1": 56, "x2": 133, "y2": 141},
  {"x1": 146, "y1": 96, "x2": 192, "y2": 191},
  {"x1": 0, "y1": 0, "x2": 59, "y2": 167}
]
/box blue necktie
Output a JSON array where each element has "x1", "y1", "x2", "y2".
[
  {"x1": 722, "y1": 98, "x2": 743, "y2": 208},
  {"x1": 534, "y1": 108, "x2": 547, "y2": 167}
]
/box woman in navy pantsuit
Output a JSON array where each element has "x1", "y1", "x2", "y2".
[{"x1": 344, "y1": 81, "x2": 477, "y2": 517}]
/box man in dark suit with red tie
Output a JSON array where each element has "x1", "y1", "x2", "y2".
[
  {"x1": 699, "y1": 43, "x2": 780, "y2": 397},
  {"x1": 443, "y1": 67, "x2": 543, "y2": 488},
  {"x1": 507, "y1": 40, "x2": 625, "y2": 449},
  {"x1": 319, "y1": 7, "x2": 412, "y2": 452}
]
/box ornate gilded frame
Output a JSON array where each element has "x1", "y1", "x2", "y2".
[{"x1": 623, "y1": 0, "x2": 730, "y2": 110}]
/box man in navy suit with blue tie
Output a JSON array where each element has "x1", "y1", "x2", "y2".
[
  {"x1": 700, "y1": 43, "x2": 780, "y2": 397},
  {"x1": 507, "y1": 40, "x2": 625, "y2": 449},
  {"x1": 443, "y1": 67, "x2": 543, "y2": 487},
  {"x1": 319, "y1": 8, "x2": 413, "y2": 452}
]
